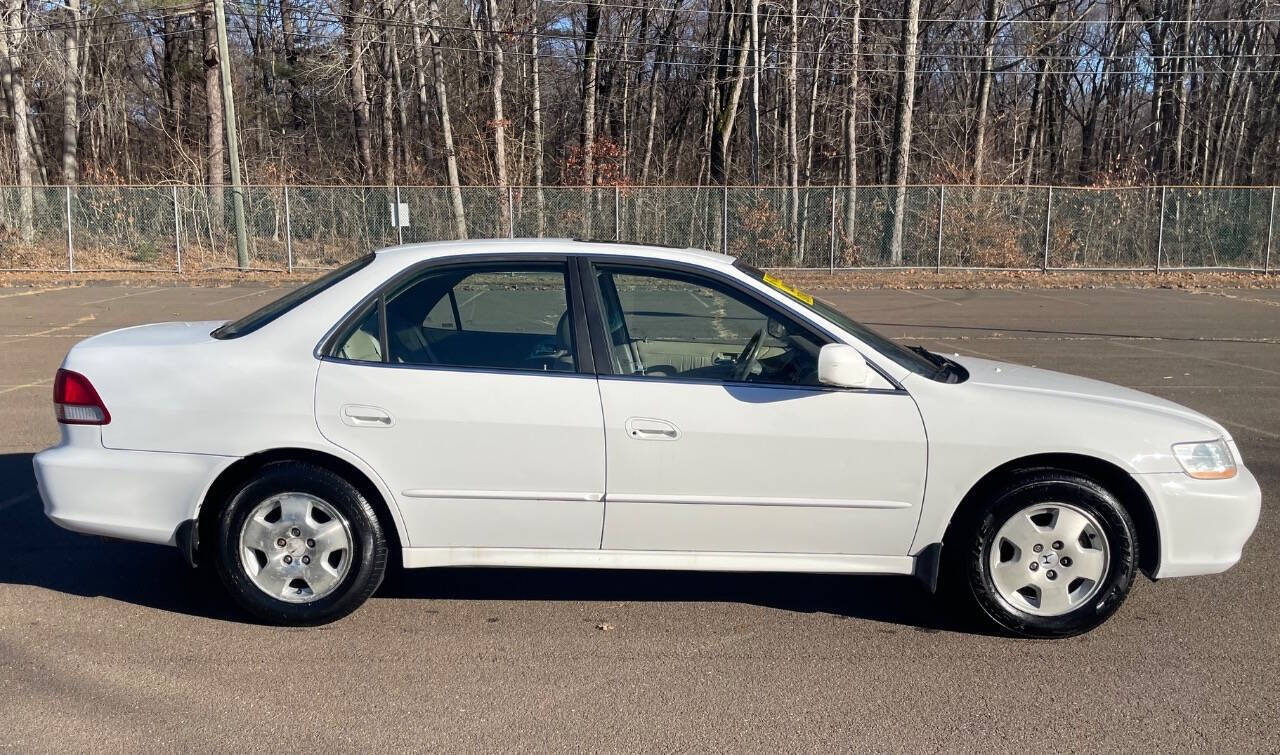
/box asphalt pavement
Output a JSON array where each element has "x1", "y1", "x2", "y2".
[{"x1": 1, "y1": 282, "x2": 1277, "y2": 752}]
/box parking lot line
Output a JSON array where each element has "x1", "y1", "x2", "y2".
[
  {"x1": 0, "y1": 379, "x2": 51, "y2": 396},
  {"x1": 0, "y1": 285, "x2": 80, "y2": 300},
  {"x1": 1109, "y1": 339, "x2": 1280, "y2": 378},
  {"x1": 81, "y1": 288, "x2": 168, "y2": 306}
]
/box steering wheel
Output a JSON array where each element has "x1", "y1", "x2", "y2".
[{"x1": 733, "y1": 328, "x2": 765, "y2": 381}]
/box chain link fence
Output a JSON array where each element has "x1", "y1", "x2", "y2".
[{"x1": 0, "y1": 185, "x2": 1275, "y2": 273}]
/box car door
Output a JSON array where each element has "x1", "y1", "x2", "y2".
[
  {"x1": 315, "y1": 257, "x2": 606, "y2": 550},
  {"x1": 586, "y1": 260, "x2": 928, "y2": 556}
]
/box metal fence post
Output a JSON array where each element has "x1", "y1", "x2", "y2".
[
  {"x1": 936, "y1": 186, "x2": 946, "y2": 273},
  {"x1": 283, "y1": 185, "x2": 293, "y2": 273},
  {"x1": 829, "y1": 186, "x2": 837, "y2": 273},
  {"x1": 721, "y1": 185, "x2": 729, "y2": 255},
  {"x1": 507, "y1": 186, "x2": 515, "y2": 238},
  {"x1": 394, "y1": 185, "x2": 404, "y2": 245},
  {"x1": 1041, "y1": 186, "x2": 1052, "y2": 271},
  {"x1": 614, "y1": 186, "x2": 621, "y2": 241},
  {"x1": 1265, "y1": 186, "x2": 1276, "y2": 274},
  {"x1": 1156, "y1": 186, "x2": 1166, "y2": 273},
  {"x1": 65, "y1": 186, "x2": 74, "y2": 273},
  {"x1": 172, "y1": 186, "x2": 182, "y2": 274}
]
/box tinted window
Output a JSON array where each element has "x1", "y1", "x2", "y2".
[
  {"x1": 595, "y1": 266, "x2": 822, "y2": 386},
  {"x1": 212, "y1": 255, "x2": 374, "y2": 339},
  {"x1": 378, "y1": 264, "x2": 576, "y2": 372}
]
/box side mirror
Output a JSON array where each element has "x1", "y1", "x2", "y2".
[{"x1": 818, "y1": 344, "x2": 871, "y2": 388}]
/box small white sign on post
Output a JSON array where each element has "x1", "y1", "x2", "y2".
[{"x1": 390, "y1": 202, "x2": 411, "y2": 228}]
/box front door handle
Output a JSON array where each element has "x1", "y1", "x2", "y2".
[
  {"x1": 341, "y1": 404, "x2": 393, "y2": 427},
  {"x1": 625, "y1": 417, "x2": 680, "y2": 441}
]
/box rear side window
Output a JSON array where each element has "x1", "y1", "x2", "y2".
[
  {"x1": 212, "y1": 255, "x2": 374, "y2": 339},
  {"x1": 331, "y1": 263, "x2": 578, "y2": 373}
]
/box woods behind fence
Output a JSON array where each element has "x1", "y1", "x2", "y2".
[{"x1": 1, "y1": 184, "x2": 1276, "y2": 273}]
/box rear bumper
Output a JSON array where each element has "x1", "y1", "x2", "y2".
[
  {"x1": 34, "y1": 442, "x2": 231, "y2": 546},
  {"x1": 1139, "y1": 466, "x2": 1262, "y2": 579}
]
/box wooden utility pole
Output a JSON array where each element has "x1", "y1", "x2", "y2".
[{"x1": 213, "y1": 0, "x2": 249, "y2": 268}]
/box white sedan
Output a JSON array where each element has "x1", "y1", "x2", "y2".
[{"x1": 35, "y1": 240, "x2": 1260, "y2": 636}]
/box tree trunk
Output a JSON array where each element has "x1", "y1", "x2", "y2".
[
  {"x1": 379, "y1": 0, "x2": 395, "y2": 186},
  {"x1": 971, "y1": 0, "x2": 1003, "y2": 183},
  {"x1": 579, "y1": 0, "x2": 602, "y2": 236},
  {"x1": 279, "y1": 0, "x2": 305, "y2": 129},
  {"x1": 580, "y1": 0, "x2": 601, "y2": 186},
  {"x1": 786, "y1": 0, "x2": 799, "y2": 262},
  {"x1": 426, "y1": 0, "x2": 466, "y2": 238},
  {"x1": 59, "y1": 0, "x2": 81, "y2": 185},
  {"x1": 483, "y1": 0, "x2": 509, "y2": 235},
  {"x1": 407, "y1": 0, "x2": 434, "y2": 167},
  {"x1": 343, "y1": 0, "x2": 374, "y2": 184},
  {"x1": 202, "y1": 0, "x2": 225, "y2": 234},
  {"x1": 883, "y1": 0, "x2": 921, "y2": 266},
  {"x1": 0, "y1": 0, "x2": 32, "y2": 242},
  {"x1": 747, "y1": 0, "x2": 761, "y2": 184},
  {"x1": 842, "y1": 0, "x2": 860, "y2": 261},
  {"x1": 710, "y1": 1, "x2": 750, "y2": 186},
  {"x1": 530, "y1": 0, "x2": 545, "y2": 236}
]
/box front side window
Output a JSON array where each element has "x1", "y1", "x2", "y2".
[
  {"x1": 334, "y1": 263, "x2": 577, "y2": 372},
  {"x1": 594, "y1": 265, "x2": 823, "y2": 386}
]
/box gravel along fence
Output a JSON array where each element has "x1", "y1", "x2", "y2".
[{"x1": 0, "y1": 185, "x2": 1276, "y2": 274}]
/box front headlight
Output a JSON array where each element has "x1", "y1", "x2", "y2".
[{"x1": 1172, "y1": 440, "x2": 1237, "y2": 480}]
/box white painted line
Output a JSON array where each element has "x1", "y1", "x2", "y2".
[
  {"x1": 82, "y1": 288, "x2": 166, "y2": 306},
  {"x1": 0, "y1": 314, "x2": 96, "y2": 347},
  {"x1": 0, "y1": 379, "x2": 51, "y2": 396},
  {"x1": 208, "y1": 288, "x2": 277, "y2": 305},
  {"x1": 1220, "y1": 420, "x2": 1280, "y2": 440},
  {"x1": 900, "y1": 288, "x2": 962, "y2": 306},
  {"x1": 0, "y1": 285, "x2": 79, "y2": 300},
  {"x1": 1109, "y1": 340, "x2": 1280, "y2": 378}
]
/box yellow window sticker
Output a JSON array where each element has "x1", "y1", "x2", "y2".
[{"x1": 762, "y1": 273, "x2": 814, "y2": 306}]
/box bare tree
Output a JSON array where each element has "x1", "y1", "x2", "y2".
[
  {"x1": 971, "y1": 0, "x2": 1005, "y2": 183},
  {"x1": 883, "y1": 0, "x2": 922, "y2": 265},
  {"x1": 425, "y1": 0, "x2": 466, "y2": 237},
  {"x1": 61, "y1": 0, "x2": 82, "y2": 185},
  {"x1": 342, "y1": 0, "x2": 374, "y2": 184},
  {"x1": 1, "y1": 0, "x2": 33, "y2": 241},
  {"x1": 580, "y1": 0, "x2": 601, "y2": 186},
  {"x1": 530, "y1": 0, "x2": 545, "y2": 236},
  {"x1": 710, "y1": 0, "x2": 751, "y2": 185},
  {"x1": 202, "y1": 0, "x2": 225, "y2": 231},
  {"x1": 482, "y1": 0, "x2": 510, "y2": 234}
]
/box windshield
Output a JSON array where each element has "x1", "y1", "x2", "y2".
[
  {"x1": 734, "y1": 262, "x2": 945, "y2": 378},
  {"x1": 212, "y1": 255, "x2": 374, "y2": 339}
]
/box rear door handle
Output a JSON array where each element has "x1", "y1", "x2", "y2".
[
  {"x1": 341, "y1": 404, "x2": 393, "y2": 427},
  {"x1": 625, "y1": 417, "x2": 680, "y2": 441}
]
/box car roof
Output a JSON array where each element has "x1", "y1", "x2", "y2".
[{"x1": 373, "y1": 238, "x2": 737, "y2": 268}]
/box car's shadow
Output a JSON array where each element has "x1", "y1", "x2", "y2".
[{"x1": 0, "y1": 452, "x2": 961, "y2": 633}]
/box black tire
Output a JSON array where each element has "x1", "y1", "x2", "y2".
[
  {"x1": 943, "y1": 470, "x2": 1138, "y2": 638},
  {"x1": 211, "y1": 462, "x2": 387, "y2": 626}
]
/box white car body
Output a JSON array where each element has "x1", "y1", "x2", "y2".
[{"x1": 35, "y1": 240, "x2": 1261, "y2": 586}]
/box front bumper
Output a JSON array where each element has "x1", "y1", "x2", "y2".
[
  {"x1": 34, "y1": 441, "x2": 231, "y2": 546},
  {"x1": 1138, "y1": 465, "x2": 1262, "y2": 579}
]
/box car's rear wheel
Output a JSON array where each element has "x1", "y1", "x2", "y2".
[
  {"x1": 212, "y1": 462, "x2": 387, "y2": 625},
  {"x1": 946, "y1": 471, "x2": 1138, "y2": 638}
]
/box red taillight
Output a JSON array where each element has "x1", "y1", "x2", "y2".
[{"x1": 53, "y1": 368, "x2": 111, "y2": 425}]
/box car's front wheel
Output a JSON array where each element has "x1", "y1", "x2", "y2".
[
  {"x1": 946, "y1": 471, "x2": 1138, "y2": 638},
  {"x1": 212, "y1": 462, "x2": 388, "y2": 625}
]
